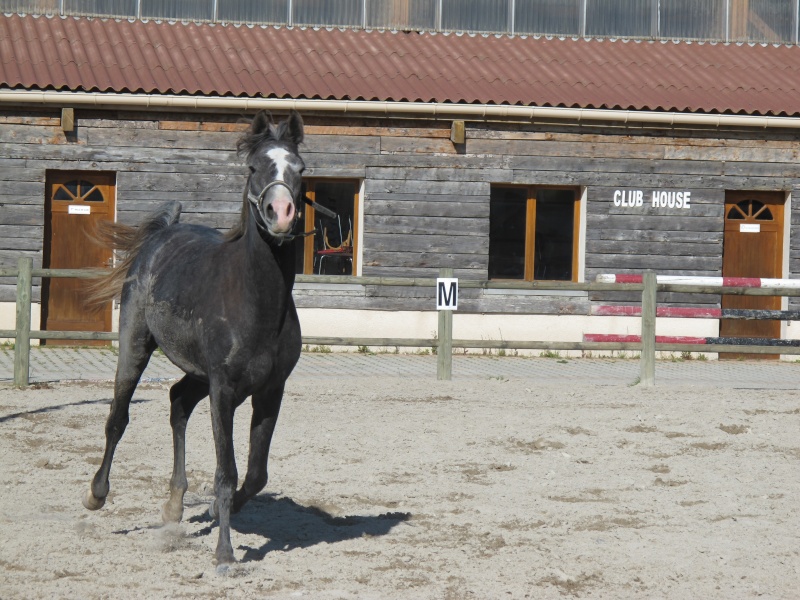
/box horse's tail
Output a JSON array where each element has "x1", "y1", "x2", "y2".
[{"x1": 86, "y1": 201, "x2": 182, "y2": 305}]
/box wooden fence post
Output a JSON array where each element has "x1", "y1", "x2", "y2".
[
  {"x1": 14, "y1": 257, "x2": 33, "y2": 388},
  {"x1": 437, "y1": 267, "x2": 453, "y2": 380},
  {"x1": 640, "y1": 270, "x2": 657, "y2": 387}
]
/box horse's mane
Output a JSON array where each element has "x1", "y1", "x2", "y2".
[
  {"x1": 85, "y1": 202, "x2": 182, "y2": 304},
  {"x1": 235, "y1": 119, "x2": 292, "y2": 161}
]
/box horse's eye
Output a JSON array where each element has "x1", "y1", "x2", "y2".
[{"x1": 248, "y1": 166, "x2": 256, "y2": 173}]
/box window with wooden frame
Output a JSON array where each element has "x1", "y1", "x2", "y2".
[
  {"x1": 296, "y1": 179, "x2": 360, "y2": 276},
  {"x1": 488, "y1": 185, "x2": 580, "y2": 281}
]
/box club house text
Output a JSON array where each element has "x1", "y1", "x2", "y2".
[{"x1": 613, "y1": 189, "x2": 692, "y2": 209}]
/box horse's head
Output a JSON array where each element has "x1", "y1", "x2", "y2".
[{"x1": 238, "y1": 110, "x2": 305, "y2": 243}]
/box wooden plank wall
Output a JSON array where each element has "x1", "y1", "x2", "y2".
[
  {"x1": 0, "y1": 110, "x2": 246, "y2": 303},
  {"x1": 0, "y1": 113, "x2": 55, "y2": 302},
  {"x1": 2, "y1": 107, "x2": 800, "y2": 315}
]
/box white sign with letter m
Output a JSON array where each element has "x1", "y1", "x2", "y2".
[{"x1": 436, "y1": 278, "x2": 458, "y2": 310}]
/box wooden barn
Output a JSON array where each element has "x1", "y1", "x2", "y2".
[{"x1": 3, "y1": 2, "x2": 800, "y2": 353}]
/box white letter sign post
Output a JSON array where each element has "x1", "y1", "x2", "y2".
[
  {"x1": 436, "y1": 278, "x2": 458, "y2": 310},
  {"x1": 436, "y1": 269, "x2": 456, "y2": 380}
]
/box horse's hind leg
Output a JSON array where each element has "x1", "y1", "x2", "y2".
[
  {"x1": 232, "y1": 385, "x2": 284, "y2": 514},
  {"x1": 162, "y1": 375, "x2": 209, "y2": 523},
  {"x1": 83, "y1": 330, "x2": 156, "y2": 511}
]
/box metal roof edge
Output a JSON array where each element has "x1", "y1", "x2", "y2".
[{"x1": 1, "y1": 90, "x2": 798, "y2": 129}]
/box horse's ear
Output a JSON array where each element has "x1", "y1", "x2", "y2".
[
  {"x1": 251, "y1": 110, "x2": 273, "y2": 136},
  {"x1": 284, "y1": 110, "x2": 304, "y2": 145}
]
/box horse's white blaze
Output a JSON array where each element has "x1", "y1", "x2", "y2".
[
  {"x1": 267, "y1": 148, "x2": 292, "y2": 181},
  {"x1": 265, "y1": 148, "x2": 298, "y2": 232}
]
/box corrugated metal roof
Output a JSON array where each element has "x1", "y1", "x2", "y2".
[{"x1": 3, "y1": 13, "x2": 800, "y2": 117}]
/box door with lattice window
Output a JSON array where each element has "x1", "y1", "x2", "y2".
[
  {"x1": 42, "y1": 172, "x2": 116, "y2": 346},
  {"x1": 720, "y1": 191, "x2": 785, "y2": 359}
]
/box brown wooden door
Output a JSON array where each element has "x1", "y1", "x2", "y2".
[
  {"x1": 42, "y1": 172, "x2": 116, "y2": 346},
  {"x1": 720, "y1": 191, "x2": 784, "y2": 359}
]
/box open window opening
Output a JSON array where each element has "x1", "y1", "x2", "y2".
[
  {"x1": 488, "y1": 185, "x2": 580, "y2": 282},
  {"x1": 296, "y1": 179, "x2": 360, "y2": 276}
]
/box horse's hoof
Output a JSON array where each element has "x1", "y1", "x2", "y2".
[
  {"x1": 82, "y1": 489, "x2": 105, "y2": 511},
  {"x1": 161, "y1": 502, "x2": 183, "y2": 524},
  {"x1": 214, "y1": 552, "x2": 236, "y2": 568},
  {"x1": 208, "y1": 499, "x2": 217, "y2": 520}
]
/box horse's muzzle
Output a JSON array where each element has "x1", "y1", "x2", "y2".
[{"x1": 264, "y1": 196, "x2": 296, "y2": 235}]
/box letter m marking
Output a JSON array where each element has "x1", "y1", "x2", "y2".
[{"x1": 437, "y1": 278, "x2": 458, "y2": 310}]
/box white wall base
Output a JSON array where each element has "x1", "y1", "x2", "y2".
[
  {"x1": 9, "y1": 301, "x2": 799, "y2": 360},
  {"x1": 0, "y1": 301, "x2": 41, "y2": 345},
  {"x1": 296, "y1": 308, "x2": 720, "y2": 358}
]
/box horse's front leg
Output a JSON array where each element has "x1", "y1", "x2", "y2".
[
  {"x1": 162, "y1": 375, "x2": 208, "y2": 523},
  {"x1": 208, "y1": 383, "x2": 239, "y2": 565},
  {"x1": 232, "y1": 385, "x2": 284, "y2": 514}
]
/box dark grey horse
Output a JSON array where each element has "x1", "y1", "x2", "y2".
[{"x1": 83, "y1": 110, "x2": 305, "y2": 565}]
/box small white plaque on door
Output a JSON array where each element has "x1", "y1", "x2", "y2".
[
  {"x1": 740, "y1": 223, "x2": 760, "y2": 233},
  {"x1": 68, "y1": 205, "x2": 91, "y2": 215}
]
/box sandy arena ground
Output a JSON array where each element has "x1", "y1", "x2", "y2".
[{"x1": 0, "y1": 375, "x2": 798, "y2": 599}]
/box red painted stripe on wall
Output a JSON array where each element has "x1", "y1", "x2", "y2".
[
  {"x1": 661, "y1": 307, "x2": 723, "y2": 318},
  {"x1": 583, "y1": 334, "x2": 709, "y2": 344},
  {"x1": 592, "y1": 306, "x2": 723, "y2": 318}
]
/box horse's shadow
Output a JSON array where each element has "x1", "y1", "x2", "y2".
[
  {"x1": 188, "y1": 493, "x2": 411, "y2": 562},
  {"x1": 0, "y1": 397, "x2": 151, "y2": 424}
]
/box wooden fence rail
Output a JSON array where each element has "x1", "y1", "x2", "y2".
[{"x1": 4, "y1": 257, "x2": 800, "y2": 386}]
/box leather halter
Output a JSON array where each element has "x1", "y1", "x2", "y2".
[
  {"x1": 245, "y1": 175, "x2": 339, "y2": 243},
  {"x1": 246, "y1": 177, "x2": 301, "y2": 243},
  {"x1": 246, "y1": 179, "x2": 294, "y2": 209}
]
